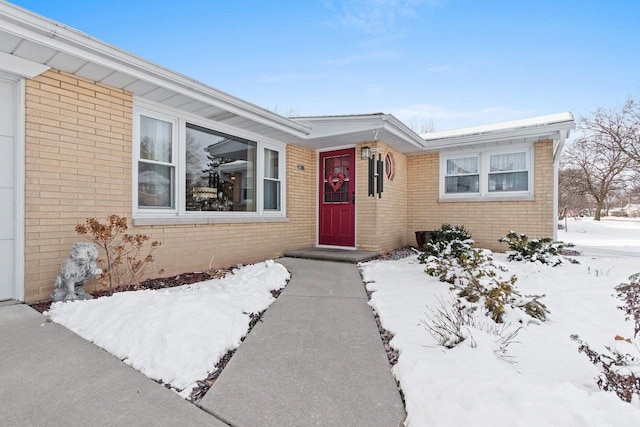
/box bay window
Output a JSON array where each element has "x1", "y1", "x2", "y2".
[
  {"x1": 440, "y1": 148, "x2": 532, "y2": 199},
  {"x1": 134, "y1": 105, "x2": 285, "y2": 220}
]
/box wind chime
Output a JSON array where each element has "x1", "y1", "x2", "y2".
[{"x1": 363, "y1": 130, "x2": 384, "y2": 198}]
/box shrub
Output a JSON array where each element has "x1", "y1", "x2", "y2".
[
  {"x1": 421, "y1": 294, "x2": 475, "y2": 348},
  {"x1": 615, "y1": 273, "x2": 640, "y2": 338},
  {"x1": 572, "y1": 273, "x2": 640, "y2": 403},
  {"x1": 419, "y1": 225, "x2": 548, "y2": 323},
  {"x1": 418, "y1": 224, "x2": 473, "y2": 260},
  {"x1": 422, "y1": 293, "x2": 521, "y2": 361},
  {"x1": 76, "y1": 214, "x2": 161, "y2": 294},
  {"x1": 498, "y1": 231, "x2": 575, "y2": 266},
  {"x1": 572, "y1": 335, "x2": 640, "y2": 403}
]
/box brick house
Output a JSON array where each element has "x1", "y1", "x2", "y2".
[{"x1": 0, "y1": 3, "x2": 574, "y2": 303}]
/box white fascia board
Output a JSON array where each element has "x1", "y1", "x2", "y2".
[
  {"x1": 0, "y1": 51, "x2": 50, "y2": 77},
  {"x1": 295, "y1": 114, "x2": 428, "y2": 150},
  {"x1": 421, "y1": 112, "x2": 575, "y2": 140},
  {"x1": 423, "y1": 121, "x2": 575, "y2": 151},
  {"x1": 300, "y1": 115, "x2": 385, "y2": 139},
  {"x1": 382, "y1": 114, "x2": 429, "y2": 150},
  {"x1": 0, "y1": 2, "x2": 310, "y2": 138}
]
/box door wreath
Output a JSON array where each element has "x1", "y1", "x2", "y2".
[{"x1": 327, "y1": 172, "x2": 346, "y2": 192}]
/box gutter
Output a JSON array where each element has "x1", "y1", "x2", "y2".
[
  {"x1": 422, "y1": 120, "x2": 575, "y2": 151},
  {"x1": 0, "y1": 2, "x2": 311, "y2": 138}
]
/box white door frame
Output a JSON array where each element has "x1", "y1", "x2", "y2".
[
  {"x1": 0, "y1": 74, "x2": 25, "y2": 302},
  {"x1": 14, "y1": 77, "x2": 25, "y2": 301},
  {"x1": 0, "y1": 56, "x2": 48, "y2": 302}
]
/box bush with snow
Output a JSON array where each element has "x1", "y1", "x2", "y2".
[
  {"x1": 417, "y1": 224, "x2": 473, "y2": 261},
  {"x1": 499, "y1": 230, "x2": 575, "y2": 266},
  {"x1": 418, "y1": 225, "x2": 548, "y2": 323}
]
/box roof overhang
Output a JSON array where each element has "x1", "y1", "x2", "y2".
[
  {"x1": 0, "y1": 1, "x2": 311, "y2": 142},
  {"x1": 421, "y1": 112, "x2": 575, "y2": 160},
  {"x1": 0, "y1": 2, "x2": 576, "y2": 158},
  {"x1": 292, "y1": 113, "x2": 429, "y2": 153}
]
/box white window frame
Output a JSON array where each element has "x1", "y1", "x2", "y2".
[
  {"x1": 133, "y1": 100, "x2": 287, "y2": 223},
  {"x1": 439, "y1": 145, "x2": 534, "y2": 201},
  {"x1": 133, "y1": 108, "x2": 179, "y2": 215},
  {"x1": 443, "y1": 154, "x2": 480, "y2": 196},
  {"x1": 262, "y1": 143, "x2": 284, "y2": 212}
]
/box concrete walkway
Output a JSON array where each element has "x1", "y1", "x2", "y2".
[
  {"x1": 199, "y1": 258, "x2": 406, "y2": 426},
  {"x1": 0, "y1": 303, "x2": 224, "y2": 427},
  {"x1": 0, "y1": 257, "x2": 405, "y2": 426}
]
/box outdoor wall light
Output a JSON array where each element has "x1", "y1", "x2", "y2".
[{"x1": 361, "y1": 146, "x2": 371, "y2": 160}]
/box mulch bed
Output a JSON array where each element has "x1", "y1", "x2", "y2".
[{"x1": 29, "y1": 270, "x2": 229, "y2": 313}]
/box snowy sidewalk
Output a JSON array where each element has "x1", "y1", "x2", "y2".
[
  {"x1": 199, "y1": 258, "x2": 405, "y2": 426},
  {"x1": 0, "y1": 303, "x2": 223, "y2": 427}
]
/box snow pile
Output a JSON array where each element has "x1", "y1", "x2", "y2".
[
  {"x1": 361, "y1": 219, "x2": 640, "y2": 426},
  {"x1": 46, "y1": 260, "x2": 289, "y2": 396}
]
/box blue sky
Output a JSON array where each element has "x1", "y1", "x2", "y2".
[{"x1": 10, "y1": 0, "x2": 640, "y2": 131}]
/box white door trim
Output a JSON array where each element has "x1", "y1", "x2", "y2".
[
  {"x1": 0, "y1": 74, "x2": 25, "y2": 301},
  {"x1": 14, "y1": 78, "x2": 25, "y2": 301}
]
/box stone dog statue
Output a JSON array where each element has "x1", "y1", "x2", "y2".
[{"x1": 51, "y1": 242, "x2": 103, "y2": 302}]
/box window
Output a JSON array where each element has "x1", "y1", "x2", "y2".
[
  {"x1": 488, "y1": 152, "x2": 528, "y2": 192},
  {"x1": 186, "y1": 123, "x2": 256, "y2": 212},
  {"x1": 440, "y1": 148, "x2": 532, "y2": 199},
  {"x1": 445, "y1": 156, "x2": 479, "y2": 194},
  {"x1": 263, "y1": 148, "x2": 281, "y2": 211},
  {"x1": 134, "y1": 105, "x2": 285, "y2": 219},
  {"x1": 385, "y1": 152, "x2": 395, "y2": 181},
  {"x1": 323, "y1": 153, "x2": 350, "y2": 203},
  {"x1": 137, "y1": 114, "x2": 176, "y2": 209}
]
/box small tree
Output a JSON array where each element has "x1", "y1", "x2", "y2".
[{"x1": 75, "y1": 214, "x2": 161, "y2": 294}]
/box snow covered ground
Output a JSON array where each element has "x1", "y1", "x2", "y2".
[
  {"x1": 45, "y1": 260, "x2": 289, "y2": 398},
  {"x1": 361, "y1": 218, "x2": 640, "y2": 427},
  {"x1": 44, "y1": 218, "x2": 640, "y2": 425}
]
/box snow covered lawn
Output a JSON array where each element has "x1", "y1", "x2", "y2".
[
  {"x1": 45, "y1": 260, "x2": 289, "y2": 398},
  {"x1": 361, "y1": 218, "x2": 640, "y2": 427},
  {"x1": 43, "y1": 218, "x2": 640, "y2": 424}
]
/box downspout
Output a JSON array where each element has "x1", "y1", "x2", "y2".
[{"x1": 552, "y1": 132, "x2": 567, "y2": 241}]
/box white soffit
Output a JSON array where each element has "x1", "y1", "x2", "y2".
[
  {"x1": 0, "y1": 1, "x2": 311, "y2": 141},
  {"x1": 0, "y1": 50, "x2": 49, "y2": 78},
  {"x1": 292, "y1": 114, "x2": 429, "y2": 153}
]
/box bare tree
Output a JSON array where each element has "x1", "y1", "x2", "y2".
[
  {"x1": 406, "y1": 118, "x2": 436, "y2": 134},
  {"x1": 581, "y1": 98, "x2": 640, "y2": 166},
  {"x1": 560, "y1": 135, "x2": 632, "y2": 220},
  {"x1": 421, "y1": 119, "x2": 436, "y2": 133},
  {"x1": 558, "y1": 166, "x2": 593, "y2": 216}
]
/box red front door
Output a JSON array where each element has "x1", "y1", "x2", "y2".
[{"x1": 319, "y1": 148, "x2": 355, "y2": 247}]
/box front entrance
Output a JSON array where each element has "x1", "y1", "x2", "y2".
[
  {"x1": 318, "y1": 148, "x2": 355, "y2": 247},
  {"x1": 0, "y1": 77, "x2": 16, "y2": 300}
]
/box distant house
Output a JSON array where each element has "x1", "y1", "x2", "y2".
[
  {"x1": 624, "y1": 204, "x2": 640, "y2": 217},
  {"x1": 0, "y1": 2, "x2": 575, "y2": 303},
  {"x1": 612, "y1": 204, "x2": 640, "y2": 217}
]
